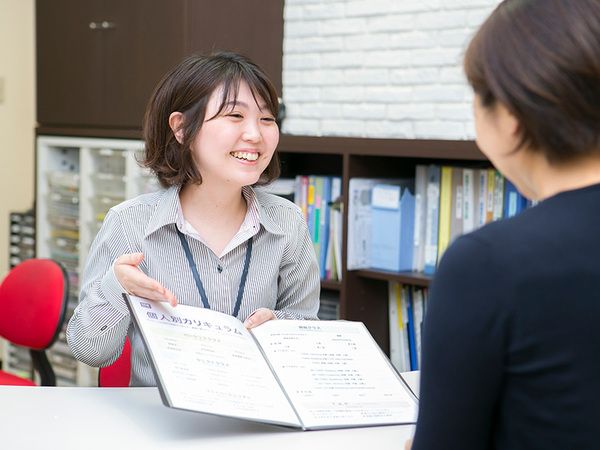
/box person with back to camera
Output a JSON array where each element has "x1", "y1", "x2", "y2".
[
  {"x1": 67, "y1": 52, "x2": 320, "y2": 387},
  {"x1": 407, "y1": 0, "x2": 600, "y2": 449}
]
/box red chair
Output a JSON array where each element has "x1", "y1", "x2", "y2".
[
  {"x1": 0, "y1": 259, "x2": 68, "y2": 386},
  {"x1": 98, "y1": 336, "x2": 131, "y2": 387}
]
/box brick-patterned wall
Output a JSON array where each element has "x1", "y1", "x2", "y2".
[{"x1": 282, "y1": 0, "x2": 499, "y2": 139}]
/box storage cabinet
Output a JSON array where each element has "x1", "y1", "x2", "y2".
[
  {"x1": 36, "y1": 0, "x2": 283, "y2": 132},
  {"x1": 32, "y1": 135, "x2": 154, "y2": 386}
]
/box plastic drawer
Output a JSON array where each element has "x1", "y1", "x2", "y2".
[
  {"x1": 91, "y1": 173, "x2": 126, "y2": 197},
  {"x1": 91, "y1": 148, "x2": 127, "y2": 175}
]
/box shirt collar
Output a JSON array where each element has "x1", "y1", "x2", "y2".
[
  {"x1": 144, "y1": 185, "x2": 181, "y2": 238},
  {"x1": 143, "y1": 185, "x2": 284, "y2": 238}
]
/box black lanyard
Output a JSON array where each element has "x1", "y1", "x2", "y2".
[{"x1": 176, "y1": 228, "x2": 253, "y2": 318}]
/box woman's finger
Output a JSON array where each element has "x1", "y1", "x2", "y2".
[
  {"x1": 244, "y1": 308, "x2": 276, "y2": 329},
  {"x1": 115, "y1": 252, "x2": 144, "y2": 266}
]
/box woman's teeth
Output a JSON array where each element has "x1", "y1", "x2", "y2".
[{"x1": 231, "y1": 151, "x2": 259, "y2": 161}]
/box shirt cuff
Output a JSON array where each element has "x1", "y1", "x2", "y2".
[{"x1": 99, "y1": 262, "x2": 130, "y2": 316}]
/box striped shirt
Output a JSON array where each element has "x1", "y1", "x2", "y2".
[{"x1": 66, "y1": 185, "x2": 320, "y2": 386}]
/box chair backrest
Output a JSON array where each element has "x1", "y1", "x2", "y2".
[
  {"x1": 0, "y1": 258, "x2": 69, "y2": 386},
  {"x1": 0, "y1": 259, "x2": 68, "y2": 349},
  {"x1": 98, "y1": 337, "x2": 131, "y2": 387}
]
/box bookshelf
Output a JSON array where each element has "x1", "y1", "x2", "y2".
[
  {"x1": 35, "y1": 129, "x2": 487, "y2": 357},
  {"x1": 278, "y1": 134, "x2": 487, "y2": 353}
]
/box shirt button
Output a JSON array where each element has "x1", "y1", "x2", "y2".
[{"x1": 217, "y1": 265, "x2": 223, "y2": 273}]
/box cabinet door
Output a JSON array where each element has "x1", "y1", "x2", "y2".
[
  {"x1": 186, "y1": 0, "x2": 283, "y2": 94},
  {"x1": 37, "y1": 0, "x2": 186, "y2": 129},
  {"x1": 101, "y1": 0, "x2": 187, "y2": 128},
  {"x1": 37, "y1": 0, "x2": 105, "y2": 127}
]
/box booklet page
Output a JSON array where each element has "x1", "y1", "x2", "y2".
[
  {"x1": 128, "y1": 296, "x2": 299, "y2": 426},
  {"x1": 251, "y1": 320, "x2": 418, "y2": 429}
]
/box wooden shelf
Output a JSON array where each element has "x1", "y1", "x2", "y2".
[
  {"x1": 320, "y1": 280, "x2": 342, "y2": 291},
  {"x1": 351, "y1": 269, "x2": 432, "y2": 287},
  {"x1": 279, "y1": 134, "x2": 485, "y2": 160},
  {"x1": 37, "y1": 126, "x2": 142, "y2": 140}
]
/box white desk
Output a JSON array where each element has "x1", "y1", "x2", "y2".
[{"x1": 0, "y1": 373, "x2": 419, "y2": 450}]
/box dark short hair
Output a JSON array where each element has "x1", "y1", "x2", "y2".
[
  {"x1": 142, "y1": 52, "x2": 281, "y2": 188},
  {"x1": 464, "y1": 0, "x2": 600, "y2": 163}
]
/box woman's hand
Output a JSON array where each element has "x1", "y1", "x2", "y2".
[
  {"x1": 114, "y1": 253, "x2": 177, "y2": 307},
  {"x1": 243, "y1": 308, "x2": 276, "y2": 329}
]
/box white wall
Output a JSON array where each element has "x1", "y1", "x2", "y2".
[
  {"x1": 282, "y1": 0, "x2": 499, "y2": 139},
  {"x1": 0, "y1": 0, "x2": 36, "y2": 277}
]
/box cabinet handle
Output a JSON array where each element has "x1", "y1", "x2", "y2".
[{"x1": 89, "y1": 21, "x2": 116, "y2": 30}]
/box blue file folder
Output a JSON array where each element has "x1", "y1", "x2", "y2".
[{"x1": 370, "y1": 184, "x2": 415, "y2": 272}]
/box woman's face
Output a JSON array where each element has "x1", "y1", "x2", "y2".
[{"x1": 189, "y1": 81, "x2": 279, "y2": 188}]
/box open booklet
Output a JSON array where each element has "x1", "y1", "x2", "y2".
[{"x1": 125, "y1": 294, "x2": 418, "y2": 430}]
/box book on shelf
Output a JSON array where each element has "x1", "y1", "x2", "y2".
[
  {"x1": 388, "y1": 283, "x2": 428, "y2": 372},
  {"x1": 326, "y1": 177, "x2": 343, "y2": 281},
  {"x1": 388, "y1": 282, "x2": 410, "y2": 373},
  {"x1": 370, "y1": 183, "x2": 415, "y2": 272},
  {"x1": 412, "y1": 165, "x2": 427, "y2": 273},
  {"x1": 126, "y1": 294, "x2": 418, "y2": 430},
  {"x1": 436, "y1": 166, "x2": 453, "y2": 262},
  {"x1": 423, "y1": 166, "x2": 441, "y2": 275},
  {"x1": 503, "y1": 179, "x2": 529, "y2": 218},
  {"x1": 292, "y1": 175, "x2": 342, "y2": 281},
  {"x1": 449, "y1": 166, "x2": 464, "y2": 244}
]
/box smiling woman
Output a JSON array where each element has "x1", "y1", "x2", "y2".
[
  {"x1": 66, "y1": 52, "x2": 321, "y2": 387},
  {"x1": 143, "y1": 53, "x2": 281, "y2": 188}
]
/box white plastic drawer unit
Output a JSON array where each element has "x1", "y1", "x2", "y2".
[{"x1": 33, "y1": 135, "x2": 149, "y2": 386}]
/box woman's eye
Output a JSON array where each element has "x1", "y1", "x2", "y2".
[
  {"x1": 228, "y1": 113, "x2": 243, "y2": 119},
  {"x1": 261, "y1": 117, "x2": 276, "y2": 123}
]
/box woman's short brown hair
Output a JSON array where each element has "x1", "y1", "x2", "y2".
[
  {"x1": 142, "y1": 52, "x2": 281, "y2": 188},
  {"x1": 464, "y1": 0, "x2": 600, "y2": 163}
]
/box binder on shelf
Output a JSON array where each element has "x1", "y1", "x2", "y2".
[
  {"x1": 370, "y1": 183, "x2": 415, "y2": 272},
  {"x1": 388, "y1": 282, "x2": 410, "y2": 372},
  {"x1": 347, "y1": 178, "x2": 386, "y2": 270},
  {"x1": 405, "y1": 287, "x2": 418, "y2": 371},
  {"x1": 503, "y1": 179, "x2": 528, "y2": 218},
  {"x1": 317, "y1": 176, "x2": 332, "y2": 279},
  {"x1": 493, "y1": 171, "x2": 504, "y2": 221},
  {"x1": 449, "y1": 167, "x2": 463, "y2": 243},
  {"x1": 436, "y1": 166, "x2": 453, "y2": 263},
  {"x1": 423, "y1": 166, "x2": 441, "y2": 275},
  {"x1": 476, "y1": 169, "x2": 488, "y2": 227},
  {"x1": 412, "y1": 165, "x2": 428, "y2": 272},
  {"x1": 462, "y1": 168, "x2": 475, "y2": 234},
  {"x1": 412, "y1": 288, "x2": 425, "y2": 369},
  {"x1": 326, "y1": 177, "x2": 343, "y2": 281}
]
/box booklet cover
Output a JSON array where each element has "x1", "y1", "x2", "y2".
[{"x1": 125, "y1": 294, "x2": 418, "y2": 430}]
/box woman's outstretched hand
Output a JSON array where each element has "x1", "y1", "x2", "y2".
[{"x1": 114, "y1": 253, "x2": 177, "y2": 307}]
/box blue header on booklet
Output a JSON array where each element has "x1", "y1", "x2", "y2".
[{"x1": 370, "y1": 184, "x2": 415, "y2": 272}]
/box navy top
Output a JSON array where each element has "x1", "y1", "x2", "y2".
[{"x1": 412, "y1": 183, "x2": 600, "y2": 450}]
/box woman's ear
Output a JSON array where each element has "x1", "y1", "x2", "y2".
[
  {"x1": 168, "y1": 112, "x2": 185, "y2": 144},
  {"x1": 496, "y1": 103, "x2": 520, "y2": 139}
]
